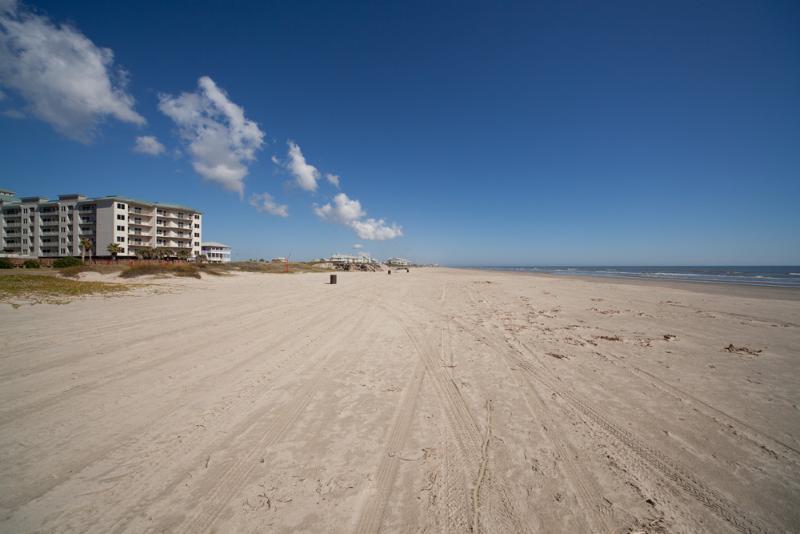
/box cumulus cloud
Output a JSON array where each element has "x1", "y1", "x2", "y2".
[
  {"x1": 353, "y1": 243, "x2": 363, "y2": 249},
  {"x1": 0, "y1": 0, "x2": 144, "y2": 142},
  {"x1": 350, "y1": 218, "x2": 403, "y2": 240},
  {"x1": 250, "y1": 192, "x2": 288, "y2": 217},
  {"x1": 325, "y1": 173, "x2": 340, "y2": 188},
  {"x1": 285, "y1": 141, "x2": 319, "y2": 191},
  {"x1": 133, "y1": 135, "x2": 165, "y2": 156},
  {"x1": 159, "y1": 76, "x2": 264, "y2": 196},
  {"x1": 314, "y1": 192, "x2": 402, "y2": 240},
  {"x1": 314, "y1": 192, "x2": 365, "y2": 224}
]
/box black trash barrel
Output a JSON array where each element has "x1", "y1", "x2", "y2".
[{"x1": 330, "y1": 274, "x2": 337, "y2": 284}]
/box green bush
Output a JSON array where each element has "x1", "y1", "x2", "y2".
[
  {"x1": 52, "y1": 256, "x2": 82, "y2": 268},
  {"x1": 0, "y1": 258, "x2": 13, "y2": 269},
  {"x1": 23, "y1": 259, "x2": 40, "y2": 269}
]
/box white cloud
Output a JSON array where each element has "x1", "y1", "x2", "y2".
[
  {"x1": 325, "y1": 173, "x2": 340, "y2": 188},
  {"x1": 250, "y1": 192, "x2": 288, "y2": 217},
  {"x1": 314, "y1": 192, "x2": 402, "y2": 240},
  {"x1": 133, "y1": 135, "x2": 165, "y2": 156},
  {"x1": 314, "y1": 192, "x2": 365, "y2": 224},
  {"x1": 350, "y1": 218, "x2": 403, "y2": 240},
  {"x1": 0, "y1": 0, "x2": 144, "y2": 142},
  {"x1": 353, "y1": 243, "x2": 363, "y2": 249},
  {"x1": 286, "y1": 141, "x2": 319, "y2": 191},
  {"x1": 159, "y1": 76, "x2": 264, "y2": 196}
]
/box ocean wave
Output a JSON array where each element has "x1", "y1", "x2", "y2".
[{"x1": 476, "y1": 266, "x2": 800, "y2": 287}]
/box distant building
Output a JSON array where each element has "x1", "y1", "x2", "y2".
[
  {"x1": 0, "y1": 190, "x2": 202, "y2": 259},
  {"x1": 201, "y1": 242, "x2": 231, "y2": 263},
  {"x1": 386, "y1": 257, "x2": 410, "y2": 266},
  {"x1": 271, "y1": 257, "x2": 287, "y2": 263},
  {"x1": 329, "y1": 253, "x2": 378, "y2": 265}
]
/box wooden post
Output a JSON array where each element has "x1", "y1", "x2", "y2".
[{"x1": 330, "y1": 274, "x2": 337, "y2": 284}]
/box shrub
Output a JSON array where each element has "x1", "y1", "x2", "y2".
[
  {"x1": 23, "y1": 259, "x2": 40, "y2": 269},
  {"x1": 52, "y1": 256, "x2": 82, "y2": 268},
  {"x1": 120, "y1": 264, "x2": 202, "y2": 279},
  {"x1": 0, "y1": 258, "x2": 13, "y2": 269}
]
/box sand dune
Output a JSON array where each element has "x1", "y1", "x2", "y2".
[{"x1": 1, "y1": 268, "x2": 798, "y2": 533}]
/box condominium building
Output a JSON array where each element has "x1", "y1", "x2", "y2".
[
  {"x1": 0, "y1": 189, "x2": 202, "y2": 259},
  {"x1": 201, "y1": 242, "x2": 231, "y2": 263},
  {"x1": 385, "y1": 257, "x2": 410, "y2": 266},
  {"x1": 329, "y1": 253, "x2": 378, "y2": 265}
]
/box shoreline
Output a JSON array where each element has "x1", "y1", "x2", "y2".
[{"x1": 454, "y1": 266, "x2": 800, "y2": 301}]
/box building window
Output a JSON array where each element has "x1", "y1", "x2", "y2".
[
  {"x1": 117, "y1": 203, "x2": 125, "y2": 209},
  {"x1": 194, "y1": 224, "x2": 199, "y2": 228},
  {"x1": 117, "y1": 225, "x2": 125, "y2": 231},
  {"x1": 119, "y1": 248, "x2": 125, "y2": 254},
  {"x1": 117, "y1": 236, "x2": 125, "y2": 243},
  {"x1": 194, "y1": 242, "x2": 199, "y2": 247},
  {"x1": 117, "y1": 214, "x2": 125, "y2": 220},
  {"x1": 194, "y1": 214, "x2": 200, "y2": 219},
  {"x1": 194, "y1": 233, "x2": 200, "y2": 237}
]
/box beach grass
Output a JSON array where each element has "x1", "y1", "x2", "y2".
[
  {"x1": 58, "y1": 264, "x2": 128, "y2": 278},
  {"x1": 120, "y1": 264, "x2": 205, "y2": 279},
  {"x1": 230, "y1": 261, "x2": 332, "y2": 273},
  {"x1": 0, "y1": 274, "x2": 131, "y2": 306}
]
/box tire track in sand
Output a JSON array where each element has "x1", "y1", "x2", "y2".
[
  {"x1": 467, "y1": 282, "x2": 770, "y2": 533},
  {"x1": 455, "y1": 286, "x2": 614, "y2": 533},
  {"x1": 400, "y1": 321, "x2": 527, "y2": 534},
  {"x1": 353, "y1": 357, "x2": 426, "y2": 533},
  {"x1": 175, "y1": 298, "x2": 379, "y2": 534},
  {"x1": 507, "y1": 336, "x2": 769, "y2": 534}
]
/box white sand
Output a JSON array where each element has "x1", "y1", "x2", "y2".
[{"x1": 1, "y1": 268, "x2": 798, "y2": 533}]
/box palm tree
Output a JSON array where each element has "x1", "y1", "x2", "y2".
[
  {"x1": 155, "y1": 247, "x2": 173, "y2": 260},
  {"x1": 176, "y1": 248, "x2": 190, "y2": 261},
  {"x1": 79, "y1": 237, "x2": 93, "y2": 263},
  {"x1": 106, "y1": 242, "x2": 122, "y2": 262}
]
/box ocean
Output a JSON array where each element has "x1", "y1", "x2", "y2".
[{"x1": 477, "y1": 266, "x2": 800, "y2": 288}]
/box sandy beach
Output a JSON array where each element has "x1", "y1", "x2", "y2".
[{"x1": 1, "y1": 267, "x2": 799, "y2": 533}]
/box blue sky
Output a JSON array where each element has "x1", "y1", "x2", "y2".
[{"x1": 1, "y1": 0, "x2": 798, "y2": 264}]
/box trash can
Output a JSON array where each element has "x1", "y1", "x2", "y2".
[{"x1": 330, "y1": 274, "x2": 337, "y2": 284}]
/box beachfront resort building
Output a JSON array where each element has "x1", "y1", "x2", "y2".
[
  {"x1": 0, "y1": 189, "x2": 202, "y2": 259},
  {"x1": 386, "y1": 257, "x2": 410, "y2": 267},
  {"x1": 201, "y1": 242, "x2": 231, "y2": 263},
  {"x1": 329, "y1": 253, "x2": 379, "y2": 266}
]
